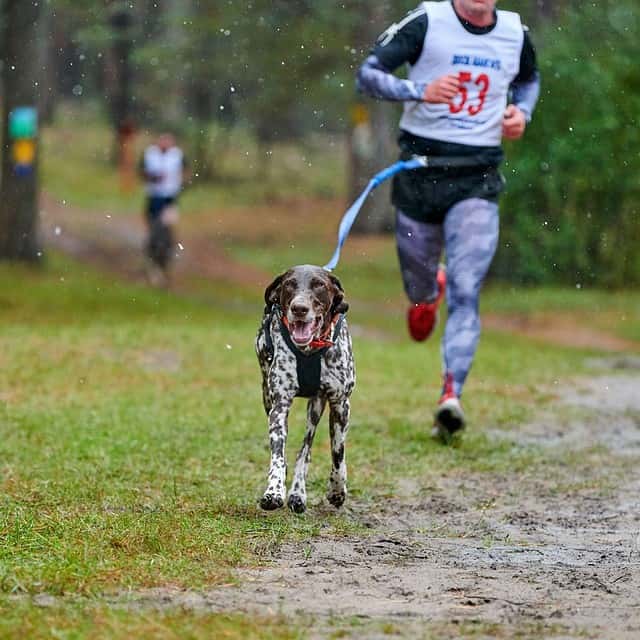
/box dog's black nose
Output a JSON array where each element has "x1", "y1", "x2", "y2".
[{"x1": 291, "y1": 303, "x2": 310, "y2": 317}]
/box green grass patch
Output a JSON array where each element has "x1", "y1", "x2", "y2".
[{"x1": 0, "y1": 598, "x2": 300, "y2": 639}]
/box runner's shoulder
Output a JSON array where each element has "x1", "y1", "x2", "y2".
[{"x1": 373, "y1": 6, "x2": 428, "y2": 68}]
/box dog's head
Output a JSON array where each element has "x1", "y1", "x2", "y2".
[{"x1": 264, "y1": 265, "x2": 349, "y2": 347}]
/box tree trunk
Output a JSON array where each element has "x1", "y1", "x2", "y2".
[
  {"x1": 162, "y1": 0, "x2": 188, "y2": 124},
  {"x1": 184, "y1": 1, "x2": 217, "y2": 181},
  {"x1": 0, "y1": 0, "x2": 42, "y2": 261},
  {"x1": 348, "y1": 100, "x2": 396, "y2": 234},
  {"x1": 39, "y1": 2, "x2": 57, "y2": 125},
  {"x1": 349, "y1": 4, "x2": 396, "y2": 234},
  {"x1": 104, "y1": 2, "x2": 136, "y2": 180}
]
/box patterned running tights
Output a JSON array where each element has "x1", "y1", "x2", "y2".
[{"x1": 396, "y1": 198, "x2": 500, "y2": 397}]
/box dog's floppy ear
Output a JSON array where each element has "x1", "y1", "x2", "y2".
[
  {"x1": 329, "y1": 274, "x2": 349, "y2": 315},
  {"x1": 264, "y1": 272, "x2": 287, "y2": 309}
]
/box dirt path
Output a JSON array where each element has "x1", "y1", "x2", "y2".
[
  {"x1": 484, "y1": 313, "x2": 640, "y2": 354},
  {"x1": 40, "y1": 194, "x2": 269, "y2": 290},
  {"x1": 111, "y1": 365, "x2": 640, "y2": 639}
]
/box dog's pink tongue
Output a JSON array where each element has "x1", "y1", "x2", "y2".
[{"x1": 292, "y1": 321, "x2": 314, "y2": 344}]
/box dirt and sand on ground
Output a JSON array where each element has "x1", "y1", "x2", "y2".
[
  {"x1": 38, "y1": 196, "x2": 640, "y2": 638},
  {"x1": 40, "y1": 194, "x2": 269, "y2": 289}
]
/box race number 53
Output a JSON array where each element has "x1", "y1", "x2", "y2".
[{"x1": 449, "y1": 72, "x2": 490, "y2": 116}]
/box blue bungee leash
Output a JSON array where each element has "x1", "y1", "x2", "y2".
[{"x1": 323, "y1": 155, "x2": 427, "y2": 272}]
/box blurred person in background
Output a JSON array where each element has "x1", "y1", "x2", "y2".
[
  {"x1": 356, "y1": 0, "x2": 540, "y2": 440},
  {"x1": 139, "y1": 133, "x2": 189, "y2": 287}
]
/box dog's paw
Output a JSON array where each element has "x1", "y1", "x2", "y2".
[
  {"x1": 326, "y1": 489, "x2": 346, "y2": 509},
  {"x1": 287, "y1": 493, "x2": 307, "y2": 514},
  {"x1": 260, "y1": 493, "x2": 285, "y2": 511}
]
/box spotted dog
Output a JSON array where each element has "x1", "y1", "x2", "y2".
[{"x1": 256, "y1": 265, "x2": 355, "y2": 514}]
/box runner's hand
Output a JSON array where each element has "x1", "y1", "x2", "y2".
[
  {"x1": 502, "y1": 105, "x2": 527, "y2": 140},
  {"x1": 423, "y1": 74, "x2": 461, "y2": 104}
]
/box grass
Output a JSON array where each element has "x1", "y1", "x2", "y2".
[
  {"x1": 0, "y1": 601, "x2": 567, "y2": 640},
  {"x1": 0, "y1": 602, "x2": 301, "y2": 640}
]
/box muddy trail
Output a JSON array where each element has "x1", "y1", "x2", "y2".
[
  {"x1": 41, "y1": 194, "x2": 270, "y2": 291},
  {"x1": 103, "y1": 367, "x2": 640, "y2": 639}
]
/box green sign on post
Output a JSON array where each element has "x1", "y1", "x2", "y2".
[{"x1": 9, "y1": 107, "x2": 38, "y2": 140}]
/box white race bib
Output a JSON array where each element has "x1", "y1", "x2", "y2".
[{"x1": 399, "y1": 1, "x2": 524, "y2": 146}]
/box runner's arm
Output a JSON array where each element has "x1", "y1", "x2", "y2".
[
  {"x1": 356, "y1": 10, "x2": 428, "y2": 102},
  {"x1": 511, "y1": 72, "x2": 540, "y2": 122},
  {"x1": 357, "y1": 55, "x2": 426, "y2": 101},
  {"x1": 509, "y1": 30, "x2": 540, "y2": 122}
]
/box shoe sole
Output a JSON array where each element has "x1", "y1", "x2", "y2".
[{"x1": 434, "y1": 401, "x2": 466, "y2": 442}]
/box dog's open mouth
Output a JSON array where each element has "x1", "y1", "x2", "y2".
[{"x1": 290, "y1": 318, "x2": 320, "y2": 345}]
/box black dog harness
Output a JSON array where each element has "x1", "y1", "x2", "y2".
[{"x1": 262, "y1": 305, "x2": 345, "y2": 398}]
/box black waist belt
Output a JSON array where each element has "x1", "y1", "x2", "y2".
[{"x1": 402, "y1": 151, "x2": 497, "y2": 170}]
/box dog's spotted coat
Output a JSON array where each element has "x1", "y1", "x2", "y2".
[{"x1": 255, "y1": 265, "x2": 355, "y2": 513}]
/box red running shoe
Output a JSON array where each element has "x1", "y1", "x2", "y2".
[
  {"x1": 407, "y1": 267, "x2": 446, "y2": 342},
  {"x1": 433, "y1": 373, "x2": 466, "y2": 441}
]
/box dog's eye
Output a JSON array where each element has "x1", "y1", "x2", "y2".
[
  {"x1": 310, "y1": 279, "x2": 325, "y2": 289},
  {"x1": 285, "y1": 279, "x2": 297, "y2": 289}
]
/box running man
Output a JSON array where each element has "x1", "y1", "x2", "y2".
[
  {"x1": 356, "y1": 0, "x2": 540, "y2": 439},
  {"x1": 139, "y1": 133, "x2": 188, "y2": 286}
]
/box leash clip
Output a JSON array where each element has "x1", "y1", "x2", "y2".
[{"x1": 412, "y1": 154, "x2": 429, "y2": 168}]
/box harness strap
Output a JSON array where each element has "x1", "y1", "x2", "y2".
[
  {"x1": 262, "y1": 306, "x2": 276, "y2": 364},
  {"x1": 279, "y1": 323, "x2": 324, "y2": 398},
  {"x1": 263, "y1": 307, "x2": 345, "y2": 398}
]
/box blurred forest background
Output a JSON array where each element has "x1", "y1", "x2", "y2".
[{"x1": 0, "y1": 0, "x2": 638, "y2": 286}]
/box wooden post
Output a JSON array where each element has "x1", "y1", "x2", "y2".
[{"x1": 348, "y1": 4, "x2": 396, "y2": 234}]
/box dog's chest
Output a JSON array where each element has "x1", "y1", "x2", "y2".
[{"x1": 256, "y1": 314, "x2": 355, "y2": 398}]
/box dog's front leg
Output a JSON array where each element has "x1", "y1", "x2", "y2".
[
  {"x1": 288, "y1": 396, "x2": 327, "y2": 514},
  {"x1": 260, "y1": 397, "x2": 293, "y2": 510},
  {"x1": 327, "y1": 395, "x2": 350, "y2": 508}
]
